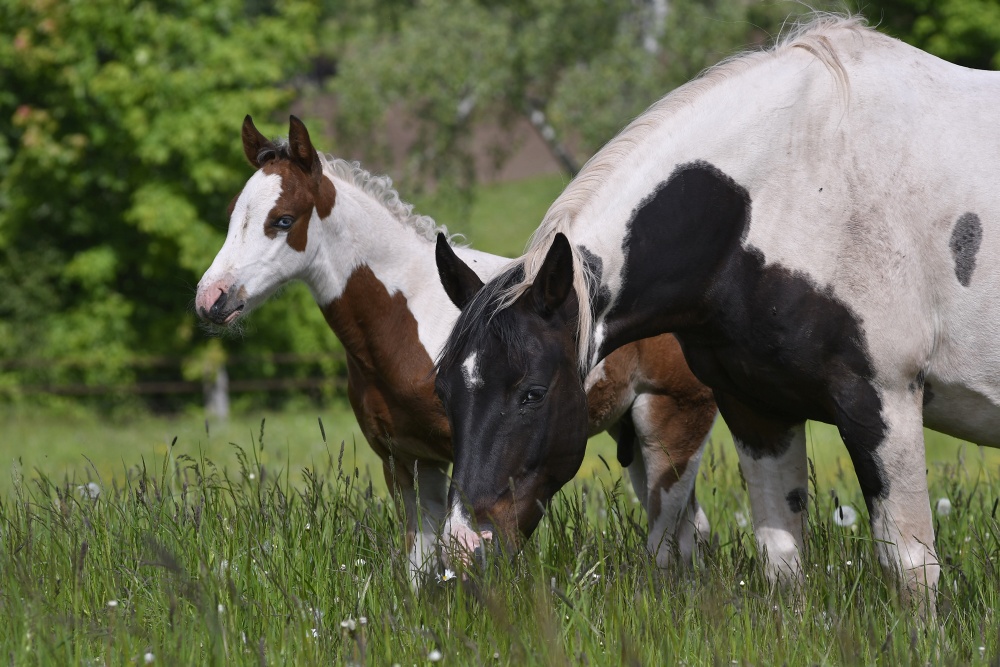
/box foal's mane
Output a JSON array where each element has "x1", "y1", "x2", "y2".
[
  {"x1": 321, "y1": 155, "x2": 453, "y2": 243},
  {"x1": 266, "y1": 139, "x2": 453, "y2": 243},
  {"x1": 461, "y1": 13, "x2": 873, "y2": 375}
]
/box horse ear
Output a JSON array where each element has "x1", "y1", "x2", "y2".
[
  {"x1": 436, "y1": 233, "x2": 484, "y2": 310},
  {"x1": 288, "y1": 115, "x2": 321, "y2": 182},
  {"x1": 529, "y1": 233, "x2": 574, "y2": 317},
  {"x1": 242, "y1": 115, "x2": 274, "y2": 168}
]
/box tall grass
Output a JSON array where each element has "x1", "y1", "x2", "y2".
[{"x1": 1, "y1": 419, "x2": 997, "y2": 664}]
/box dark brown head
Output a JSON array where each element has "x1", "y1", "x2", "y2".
[{"x1": 435, "y1": 233, "x2": 589, "y2": 557}]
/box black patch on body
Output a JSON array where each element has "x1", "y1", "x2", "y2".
[
  {"x1": 949, "y1": 213, "x2": 982, "y2": 287},
  {"x1": 577, "y1": 245, "x2": 612, "y2": 315},
  {"x1": 600, "y1": 161, "x2": 890, "y2": 505},
  {"x1": 613, "y1": 409, "x2": 636, "y2": 468},
  {"x1": 786, "y1": 487, "x2": 808, "y2": 514}
]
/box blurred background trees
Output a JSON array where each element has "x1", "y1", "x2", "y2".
[{"x1": 1, "y1": 0, "x2": 997, "y2": 413}]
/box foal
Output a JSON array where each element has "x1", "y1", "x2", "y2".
[{"x1": 196, "y1": 116, "x2": 717, "y2": 579}]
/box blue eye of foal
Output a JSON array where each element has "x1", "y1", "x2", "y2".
[{"x1": 273, "y1": 215, "x2": 294, "y2": 230}]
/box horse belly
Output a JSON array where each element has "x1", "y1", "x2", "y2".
[{"x1": 923, "y1": 377, "x2": 1000, "y2": 448}]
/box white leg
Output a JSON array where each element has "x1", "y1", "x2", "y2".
[
  {"x1": 389, "y1": 459, "x2": 449, "y2": 586},
  {"x1": 838, "y1": 388, "x2": 938, "y2": 609},
  {"x1": 735, "y1": 423, "x2": 808, "y2": 584}
]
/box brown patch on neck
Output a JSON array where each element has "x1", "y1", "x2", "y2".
[
  {"x1": 322, "y1": 266, "x2": 451, "y2": 463},
  {"x1": 260, "y1": 158, "x2": 337, "y2": 253}
]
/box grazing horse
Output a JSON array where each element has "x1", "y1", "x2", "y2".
[
  {"x1": 434, "y1": 15, "x2": 1000, "y2": 606},
  {"x1": 195, "y1": 116, "x2": 717, "y2": 579}
]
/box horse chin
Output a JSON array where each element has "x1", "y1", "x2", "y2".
[{"x1": 222, "y1": 305, "x2": 245, "y2": 324}]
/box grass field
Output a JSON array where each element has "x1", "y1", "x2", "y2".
[
  {"x1": 2, "y1": 173, "x2": 1000, "y2": 663},
  {"x1": 1, "y1": 422, "x2": 997, "y2": 664}
]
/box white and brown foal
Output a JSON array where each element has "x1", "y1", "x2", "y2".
[{"x1": 195, "y1": 116, "x2": 717, "y2": 581}]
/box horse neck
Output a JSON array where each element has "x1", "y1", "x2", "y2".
[
  {"x1": 307, "y1": 176, "x2": 461, "y2": 371},
  {"x1": 566, "y1": 55, "x2": 821, "y2": 363}
]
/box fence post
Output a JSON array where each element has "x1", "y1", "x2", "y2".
[{"x1": 204, "y1": 364, "x2": 230, "y2": 421}]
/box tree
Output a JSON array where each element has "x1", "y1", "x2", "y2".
[
  {"x1": 0, "y1": 0, "x2": 336, "y2": 403},
  {"x1": 865, "y1": 0, "x2": 1000, "y2": 70},
  {"x1": 331, "y1": 0, "x2": 824, "y2": 221}
]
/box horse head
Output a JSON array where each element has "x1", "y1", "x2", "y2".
[
  {"x1": 196, "y1": 115, "x2": 335, "y2": 326},
  {"x1": 434, "y1": 233, "x2": 589, "y2": 560}
]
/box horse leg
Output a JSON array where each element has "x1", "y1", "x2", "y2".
[
  {"x1": 836, "y1": 385, "x2": 938, "y2": 612},
  {"x1": 385, "y1": 457, "x2": 450, "y2": 585},
  {"x1": 717, "y1": 391, "x2": 808, "y2": 585},
  {"x1": 631, "y1": 393, "x2": 713, "y2": 568}
]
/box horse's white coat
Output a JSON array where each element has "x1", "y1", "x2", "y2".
[{"x1": 500, "y1": 17, "x2": 1000, "y2": 601}]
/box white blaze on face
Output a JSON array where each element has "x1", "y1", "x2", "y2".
[
  {"x1": 462, "y1": 352, "x2": 483, "y2": 390},
  {"x1": 442, "y1": 504, "x2": 492, "y2": 567}
]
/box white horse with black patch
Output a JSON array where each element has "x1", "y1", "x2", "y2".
[{"x1": 433, "y1": 15, "x2": 1000, "y2": 608}]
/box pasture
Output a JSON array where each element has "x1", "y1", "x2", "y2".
[
  {"x1": 1, "y1": 172, "x2": 998, "y2": 664},
  {"x1": 1, "y1": 406, "x2": 998, "y2": 664}
]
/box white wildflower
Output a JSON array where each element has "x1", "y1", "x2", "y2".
[
  {"x1": 832, "y1": 505, "x2": 858, "y2": 527},
  {"x1": 248, "y1": 473, "x2": 255, "y2": 480},
  {"x1": 217, "y1": 604, "x2": 224, "y2": 613},
  {"x1": 437, "y1": 568, "x2": 456, "y2": 583},
  {"x1": 107, "y1": 600, "x2": 118, "y2": 608},
  {"x1": 739, "y1": 580, "x2": 745, "y2": 587},
  {"x1": 78, "y1": 482, "x2": 101, "y2": 499},
  {"x1": 735, "y1": 511, "x2": 749, "y2": 529},
  {"x1": 935, "y1": 497, "x2": 952, "y2": 516},
  {"x1": 340, "y1": 618, "x2": 356, "y2": 632},
  {"x1": 428, "y1": 649, "x2": 443, "y2": 662},
  {"x1": 310, "y1": 628, "x2": 319, "y2": 638},
  {"x1": 355, "y1": 558, "x2": 366, "y2": 567},
  {"x1": 144, "y1": 652, "x2": 154, "y2": 664}
]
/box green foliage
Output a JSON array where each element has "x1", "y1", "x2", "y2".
[
  {"x1": 0, "y1": 430, "x2": 996, "y2": 663},
  {"x1": 332, "y1": 0, "x2": 832, "y2": 212},
  {"x1": 0, "y1": 0, "x2": 335, "y2": 400},
  {"x1": 866, "y1": 0, "x2": 1000, "y2": 69}
]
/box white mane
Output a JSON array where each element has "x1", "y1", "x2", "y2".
[
  {"x1": 319, "y1": 154, "x2": 453, "y2": 242},
  {"x1": 496, "y1": 13, "x2": 871, "y2": 372}
]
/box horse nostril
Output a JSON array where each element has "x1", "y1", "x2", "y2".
[{"x1": 208, "y1": 290, "x2": 228, "y2": 319}]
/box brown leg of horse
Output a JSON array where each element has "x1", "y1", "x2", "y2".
[{"x1": 630, "y1": 392, "x2": 715, "y2": 568}]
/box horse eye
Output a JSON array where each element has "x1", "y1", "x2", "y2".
[
  {"x1": 272, "y1": 215, "x2": 294, "y2": 230},
  {"x1": 521, "y1": 388, "x2": 546, "y2": 405}
]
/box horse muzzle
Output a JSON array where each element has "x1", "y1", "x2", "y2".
[{"x1": 196, "y1": 282, "x2": 247, "y2": 326}]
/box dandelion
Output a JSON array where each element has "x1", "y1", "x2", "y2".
[
  {"x1": 107, "y1": 600, "x2": 119, "y2": 608},
  {"x1": 832, "y1": 505, "x2": 858, "y2": 527},
  {"x1": 735, "y1": 510, "x2": 749, "y2": 528},
  {"x1": 144, "y1": 652, "x2": 155, "y2": 664},
  {"x1": 437, "y1": 568, "x2": 456, "y2": 583},
  {"x1": 935, "y1": 497, "x2": 952, "y2": 516},
  {"x1": 428, "y1": 649, "x2": 443, "y2": 662}
]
